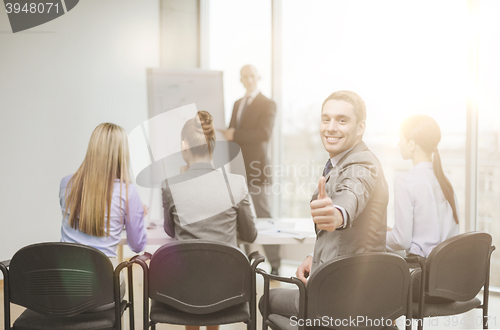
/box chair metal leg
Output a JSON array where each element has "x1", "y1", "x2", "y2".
[
  {"x1": 0, "y1": 262, "x2": 11, "y2": 330},
  {"x1": 483, "y1": 246, "x2": 494, "y2": 329},
  {"x1": 406, "y1": 274, "x2": 413, "y2": 330},
  {"x1": 130, "y1": 257, "x2": 150, "y2": 330},
  {"x1": 127, "y1": 266, "x2": 135, "y2": 330},
  {"x1": 261, "y1": 275, "x2": 270, "y2": 330},
  {"x1": 418, "y1": 264, "x2": 426, "y2": 330},
  {"x1": 250, "y1": 272, "x2": 257, "y2": 330},
  {"x1": 114, "y1": 267, "x2": 123, "y2": 330},
  {"x1": 483, "y1": 286, "x2": 489, "y2": 329},
  {"x1": 405, "y1": 258, "x2": 426, "y2": 330}
]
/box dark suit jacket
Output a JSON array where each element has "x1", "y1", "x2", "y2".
[
  {"x1": 229, "y1": 92, "x2": 276, "y2": 186},
  {"x1": 311, "y1": 142, "x2": 388, "y2": 273}
]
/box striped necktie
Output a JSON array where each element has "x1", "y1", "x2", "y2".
[{"x1": 322, "y1": 159, "x2": 333, "y2": 177}]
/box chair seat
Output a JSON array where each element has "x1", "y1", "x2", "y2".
[
  {"x1": 12, "y1": 301, "x2": 127, "y2": 330},
  {"x1": 268, "y1": 314, "x2": 296, "y2": 330},
  {"x1": 150, "y1": 299, "x2": 250, "y2": 326},
  {"x1": 267, "y1": 313, "x2": 399, "y2": 330},
  {"x1": 412, "y1": 297, "x2": 481, "y2": 317}
]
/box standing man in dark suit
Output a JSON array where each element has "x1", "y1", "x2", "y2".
[
  {"x1": 260, "y1": 90, "x2": 388, "y2": 316},
  {"x1": 220, "y1": 64, "x2": 281, "y2": 275}
]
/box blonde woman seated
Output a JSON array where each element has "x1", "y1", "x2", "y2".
[
  {"x1": 387, "y1": 115, "x2": 459, "y2": 258},
  {"x1": 60, "y1": 123, "x2": 148, "y2": 297}
]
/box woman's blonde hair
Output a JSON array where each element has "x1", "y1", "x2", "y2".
[{"x1": 65, "y1": 123, "x2": 131, "y2": 237}]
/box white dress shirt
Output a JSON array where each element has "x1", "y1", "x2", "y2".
[
  {"x1": 236, "y1": 89, "x2": 260, "y2": 125},
  {"x1": 386, "y1": 162, "x2": 459, "y2": 257}
]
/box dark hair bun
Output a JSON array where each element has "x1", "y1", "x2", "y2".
[{"x1": 198, "y1": 111, "x2": 215, "y2": 141}]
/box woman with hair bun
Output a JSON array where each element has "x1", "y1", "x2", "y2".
[
  {"x1": 162, "y1": 110, "x2": 257, "y2": 247},
  {"x1": 162, "y1": 111, "x2": 257, "y2": 330},
  {"x1": 386, "y1": 115, "x2": 459, "y2": 257}
]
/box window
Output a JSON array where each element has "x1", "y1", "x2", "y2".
[
  {"x1": 477, "y1": 0, "x2": 500, "y2": 288},
  {"x1": 207, "y1": 0, "x2": 272, "y2": 124},
  {"x1": 280, "y1": 1, "x2": 467, "y2": 230}
]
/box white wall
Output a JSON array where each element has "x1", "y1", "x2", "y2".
[
  {"x1": 160, "y1": 0, "x2": 199, "y2": 67},
  {"x1": 0, "y1": 0, "x2": 160, "y2": 263}
]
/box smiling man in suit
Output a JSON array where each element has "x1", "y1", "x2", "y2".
[
  {"x1": 221, "y1": 64, "x2": 280, "y2": 275},
  {"x1": 260, "y1": 90, "x2": 388, "y2": 317}
]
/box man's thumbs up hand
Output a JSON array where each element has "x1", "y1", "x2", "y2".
[
  {"x1": 317, "y1": 175, "x2": 327, "y2": 199},
  {"x1": 310, "y1": 176, "x2": 343, "y2": 232}
]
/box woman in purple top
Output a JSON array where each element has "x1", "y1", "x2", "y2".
[{"x1": 60, "y1": 123, "x2": 147, "y2": 258}]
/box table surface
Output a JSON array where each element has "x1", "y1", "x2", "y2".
[
  {"x1": 119, "y1": 218, "x2": 317, "y2": 246},
  {"x1": 117, "y1": 218, "x2": 316, "y2": 261}
]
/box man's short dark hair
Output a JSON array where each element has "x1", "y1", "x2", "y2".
[{"x1": 321, "y1": 90, "x2": 366, "y2": 122}]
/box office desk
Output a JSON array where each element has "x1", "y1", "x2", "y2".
[{"x1": 118, "y1": 218, "x2": 316, "y2": 261}]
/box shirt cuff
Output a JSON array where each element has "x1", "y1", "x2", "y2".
[{"x1": 333, "y1": 205, "x2": 348, "y2": 229}]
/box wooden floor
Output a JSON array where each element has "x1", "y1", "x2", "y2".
[{"x1": 1, "y1": 261, "x2": 499, "y2": 330}]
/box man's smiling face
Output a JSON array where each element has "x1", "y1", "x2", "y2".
[{"x1": 320, "y1": 99, "x2": 365, "y2": 158}]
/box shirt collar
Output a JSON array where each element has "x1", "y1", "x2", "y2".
[
  {"x1": 187, "y1": 162, "x2": 214, "y2": 171},
  {"x1": 245, "y1": 89, "x2": 260, "y2": 100},
  {"x1": 330, "y1": 148, "x2": 353, "y2": 167},
  {"x1": 413, "y1": 161, "x2": 433, "y2": 169}
]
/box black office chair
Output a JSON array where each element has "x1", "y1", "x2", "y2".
[
  {"x1": 410, "y1": 232, "x2": 495, "y2": 330},
  {"x1": 131, "y1": 240, "x2": 265, "y2": 330},
  {"x1": 259, "y1": 253, "x2": 412, "y2": 330},
  {"x1": 0, "y1": 242, "x2": 136, "y2": 330}
]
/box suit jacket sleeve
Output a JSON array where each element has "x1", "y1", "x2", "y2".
[
  {"x1": 330, "y1": 155, "x2": 379, "y2": 227},
  {"x1": 161, "y1": 180, "x2": 175, "y2": 238},
  {"x1": 228, "y1": 100, "x2": 240, "y2": 129},
  {"x1": 231, "y1": 98, "x2": 276, "y2": 144},
  {"x1": 235, "y1": 183, "x2": 258, "y2": 243}
]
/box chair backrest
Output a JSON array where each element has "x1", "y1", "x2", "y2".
[
  {"x1": 8, "y1": 242, "x2": 115, "y2": 317},
  {"x1": 306, "y1": 253, "x2": 410, "y2": 330},
  {"x1": 148, "y1": 240, "x2": 252, "y2": 314},
  {"x1": 426, "y1": 232, "x2": 493, "y2": 301}
]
